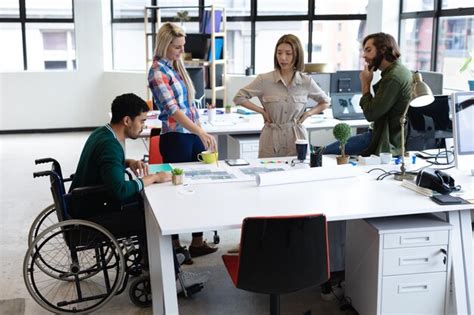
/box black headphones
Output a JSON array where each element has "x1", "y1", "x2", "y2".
[{"x1": 416, "y1": 168, "x2": 461, "y2": 195}]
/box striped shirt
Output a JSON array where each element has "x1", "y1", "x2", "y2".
[{"x1": 148, "y1": 57, "x2": 199, "y2": 134}]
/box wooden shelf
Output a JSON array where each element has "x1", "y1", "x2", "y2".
[{"x1": 144, "y1": 5, "x2": 227, "y2": 106}]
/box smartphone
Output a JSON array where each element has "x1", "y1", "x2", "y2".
[
  {"x1": 430, "y1": 194, "x2": 469, "y2": 205},
  {"x1": 225, "y1": 159, "x2": 250, "y2": 166}
]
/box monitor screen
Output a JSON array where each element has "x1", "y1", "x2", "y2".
[
  {"x1": 330, "y1": 70, "x2": 361, "y2": 93},
  {"x1": 187, "y1": 66, "x2": 205, "y2": 99},
  {"x1": 453, "y1": 92, "x2": 474, "y2": 155}
]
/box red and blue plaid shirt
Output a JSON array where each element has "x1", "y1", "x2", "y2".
[{"x1": 148, "y1": 57, "x2": 199, "y2": 134}]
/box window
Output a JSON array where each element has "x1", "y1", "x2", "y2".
[
  {"x1": 399, "y1": 2, "x2": 474, "y2": 90},
  {"x1": 111, "y1": 0, "x2": 367, "y2": 74},
  {"x1": 0, "y1": 0, "x2": 75, "y2": 71}
]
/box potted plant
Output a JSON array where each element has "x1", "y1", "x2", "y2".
[
  {"x1": 173, "y1": 10, "x2": 190, "y2": 29},
  {"x1": 333, "y1": 122, "x2": 352, "y2": 165},
  {"x1": 171, "y1": 168, "x2": 184, "y2": 185},
  {"x1": 460, "y1": 50, "x2": 474, "y2": 91},
  {"x1": 225, "y1": 104, "x2": 232, "y2": 114}
]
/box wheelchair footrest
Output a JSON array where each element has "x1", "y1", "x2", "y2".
[{"x1": 178, "y1": 283, "x2": 204, "y2": 298}]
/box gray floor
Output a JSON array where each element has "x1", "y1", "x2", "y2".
[{"x1": 0, "y1": 132, "x2": 346, "y2": 315}]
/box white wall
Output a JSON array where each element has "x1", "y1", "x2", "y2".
[{"x1": 0, "y1": 0, "x2": 398, "y2": 131}]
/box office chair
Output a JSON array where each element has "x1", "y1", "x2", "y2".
[
  {"x1": 148, "y1": 128, "x2": 163, "y2": 164},
  {"x1": 222, "y1": 214, "x2": 330, "y2": 315}
]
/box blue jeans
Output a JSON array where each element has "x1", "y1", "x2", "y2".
[{"x1": 324, "y1": 131, "x2": 372, "y2": 156}]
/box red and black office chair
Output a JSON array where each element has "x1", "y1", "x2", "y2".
[
  {"x1": 222, "y1": 214, "x2": 330, "y2": 315},
  {"x1": 147, "y1": 128, "x2": 163, "y2": 164}
]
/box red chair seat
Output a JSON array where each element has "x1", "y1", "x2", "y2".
[{"x1": 222, "y1": 254, "x2": 239, "y2": 286}]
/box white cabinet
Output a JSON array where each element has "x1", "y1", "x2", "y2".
[
  {"x1": 346, "y1": 214, "x2": 452, "y2": 315},
  {"x1": 227, "y1": 134, "x2": 260, "y2": 159}
]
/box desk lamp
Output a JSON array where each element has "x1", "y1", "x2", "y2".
[{"x1": 394, "y1": 72, "x2": 434, "y2": 181}]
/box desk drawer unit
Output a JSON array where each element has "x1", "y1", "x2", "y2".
[
  {"x1": 346, "y1": 214, "x2": 452, "y2": 315},
  {"x1": 227, "y1": 134, "x2": 260, "y2": 159}
]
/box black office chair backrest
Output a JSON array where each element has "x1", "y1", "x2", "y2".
[{"x1": 237, "y1": 214, "x2": 330, "y2": 295}]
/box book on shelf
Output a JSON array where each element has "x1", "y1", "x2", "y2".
[
  {"x1": 201, "y1": 10, "x2": 222, "y2": 34},
  {"x1": 401, "y1": 179, "x2": 434, "y2": 197},
  {"x1": 207, "y1": 38, "x2": 224, "y2": 61}
]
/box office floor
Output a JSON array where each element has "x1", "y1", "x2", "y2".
[{"x1": 0, "y1": 132, "x2": 350, "y2": 315}]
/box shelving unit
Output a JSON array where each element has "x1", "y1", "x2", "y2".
[{"x1": 144, "y1": 5, "x2": 227, "y2": 106}]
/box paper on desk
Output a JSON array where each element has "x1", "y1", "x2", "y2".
[{"x1": 256, "y1": 164, "x2": 362, "y2": 187}]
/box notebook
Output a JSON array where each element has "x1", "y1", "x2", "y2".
[{"x1": 331, "y1": 93, "x2": 365, "y2": 120}]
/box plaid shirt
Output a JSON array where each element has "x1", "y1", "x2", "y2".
[{"x1": 148, "y1": 57, "x2": 199, "y2": 134}]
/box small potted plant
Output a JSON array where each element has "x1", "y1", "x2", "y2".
[
  {"x1": 333, "y1": 122, "x2": 352, "y2": 165},
  {"x1": 459, "y1": 50, "x2": 474, "y2": 91},
  {"x1": 225, "y1": 104, "x2": 232, "y2": 114},
  {"x1": 173, "y1": 10, "x2": 190, "y2": 29},
  {"x1": 171, "y1": 168, "x2": 184, "y2": 185}
]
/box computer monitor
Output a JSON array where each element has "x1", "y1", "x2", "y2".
[
  {"x1": 406, "y1": 95, "x2": 452, "y2": 151},
  {"x1": 451, "y1": 91, "x2": 474, "y2": 172},
  {"x1": 416, "y1": 71, "x2": 443, "y2": 95},
  {"x1": 184, "y1": 33, "x2": 208, "y2": 60},
  {"x1": 187, "y1": 66, "x2": 206, "y2": 107},
  {"x1": 330, "y1": 70, "x2": 361, "y2": 93}
]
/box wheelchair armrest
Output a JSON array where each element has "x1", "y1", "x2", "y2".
[
  {"x1": 125, "y1": 170, "x2": 134, "y2": 180},
  {"x1": 69, "y1": 185, "x2": 122, "y2": 219},
  {"x1": 63, "y1": 173, "x2": 75, "y2": 182}
]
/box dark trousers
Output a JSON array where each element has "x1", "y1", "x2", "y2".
[{"x1": 160, "y1": 132, "x2": 206, "y2": 240}]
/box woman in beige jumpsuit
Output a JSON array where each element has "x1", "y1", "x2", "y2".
[{"x1": 233, "y1": 34, "x2": 330, "y2": 158}]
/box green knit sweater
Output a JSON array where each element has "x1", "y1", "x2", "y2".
[
  {"x1": 360, "y1": 60, "x2": 413, "y2": 156},
  {"x1": 70, "y1": 124, "x2": 143, "y2": 201}
]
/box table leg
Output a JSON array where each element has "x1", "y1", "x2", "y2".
[
  {"x1": 447, "y1": 209, "x2": 473, "y2": 314},
  {"x1": 145, "y1": 199, "x2": 179, "y2": 315}
]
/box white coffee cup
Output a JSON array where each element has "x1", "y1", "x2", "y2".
[
  {"x1": 379, "y1": 152, "x2": 393, "y2": 164},
  {"x1": 208, "y1": 108, "x2": 216, "y2": 123}
]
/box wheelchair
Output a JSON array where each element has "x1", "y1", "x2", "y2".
[{"x1": 24, "y1": 158, "x2": 204, "y2": 313}]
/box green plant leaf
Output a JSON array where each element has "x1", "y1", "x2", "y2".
[{"x1": 460, "y1": 56, "x2": 472, "y2": 73}]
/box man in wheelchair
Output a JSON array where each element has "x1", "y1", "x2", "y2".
[{"x1": 69, "y1": 93, "x2": 170, "y2": 242}]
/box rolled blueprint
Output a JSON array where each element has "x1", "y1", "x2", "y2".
[{"x1": 256, "y1": 164, "x2": 361, "y2": 187}]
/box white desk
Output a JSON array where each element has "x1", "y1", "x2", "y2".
[
  {"x1": 144, "y1": 161, "x2": 473, "y2": 315},
  {"x1": 142, "y1": 108, "x2": 369, "y2": 158}
]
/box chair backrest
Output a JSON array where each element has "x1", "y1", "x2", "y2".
[
  {"x1": 148, "y1": 128, "x2": 163, "y2": 164},
  {"x1": 236, "y1": 214, "x2": 330, "y2": 295}
]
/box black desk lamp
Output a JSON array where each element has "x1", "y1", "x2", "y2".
[{"x1": 394, "y1": 72, "x2": 435, "y2": 181}]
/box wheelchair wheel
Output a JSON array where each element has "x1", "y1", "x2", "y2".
[
  {"x1": 24, "y1": 219, "x2": 125, "y2": 314},
  {"x1": 28, "y1": 204, "x2": 57, "y2": 246},
  {"x1": 125, "y1": 248, "x2": 143, "y2": 277},
  {"x1": 129, "y1": 275, "x2": 152, "y2": 308}
]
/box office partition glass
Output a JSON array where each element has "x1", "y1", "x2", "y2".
[
  {"x1": 0, "y1": 0, "x2": 19, "y2": 18},
  {"x1": 400, "y1": 18, "x2": 433, "y2": 71},
  {"x1": 314, "y1": 0, "x2": 367, "y2": 15},
  {"x1": 402, "y1": 0, "x2": 434, "y2": 12},
  {"x1": 206, "y1": 0, "x2": 250, "y2": 16},
  {"x1": 25, "y1": 0, "x2": 73, "y2": 19},
  {"x1": 0, "y1": 23, "x2": 23, "y2": 71},
  {"x1": 25, "y1": 23, "x2": 76, "y2": 71},
  {"x1": 255, "y1": 21, "x2": 308, "y2": 73},
  {"x1": 226, "y1": 21, "x2": 251, "y2": 74},
  {"x1": 311, "y1": 20, "x2": 366, "y2": 71},
  {"x1": 436, "y1": 15, "x2": 474, "y2": 90},
  {"x1": 258, "y1": 0, "x2": 308, "y2": 15}
]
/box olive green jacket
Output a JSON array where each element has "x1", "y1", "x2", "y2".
[{"x1": 360, "y1": 60, "x2": 412, "y2": 156}]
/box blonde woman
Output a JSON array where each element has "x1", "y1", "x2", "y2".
[
  {"x1": 234, "y1": 34, "x2": 330, "y2": 158},
  {"x1": 148, "y1": 22, "x2": 217, "y2": 263}
]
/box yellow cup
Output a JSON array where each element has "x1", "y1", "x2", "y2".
[{"x1": 197, "y1": 151, "x2": 218, "y2": 164}]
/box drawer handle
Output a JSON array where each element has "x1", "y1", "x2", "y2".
[
  {"x1": 399, "y1": 257, "x2": 429, "y2": 265},
  {"x1": 399, "y1": 235, "x2": 431, "y2": 244},
  {"x1": 398, "y1": 283, "x2": 430, "y2": 293}
]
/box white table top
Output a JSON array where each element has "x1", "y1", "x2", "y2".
[
  {"x1": 144, "y1": 160, "x2": 474, "y2": 236},
  {"x1": 142, "y1": 107, "x2": 369, "y2": 136}
]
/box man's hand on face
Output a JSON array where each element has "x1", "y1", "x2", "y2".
[
  {"x1": 360, "y1": 64, "x2": 374, "y2": 94},
  {"x1": 129, "y1": 159, "x2": 149, "y2": 177}
]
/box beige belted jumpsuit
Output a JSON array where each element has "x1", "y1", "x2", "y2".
[{"x1": 233, "y1": 70, "x2": 330, "y2": 158}]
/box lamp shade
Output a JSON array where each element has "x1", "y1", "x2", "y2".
[{"x1": 410, "y1": 72, "x2": 435, "y2": 107}]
